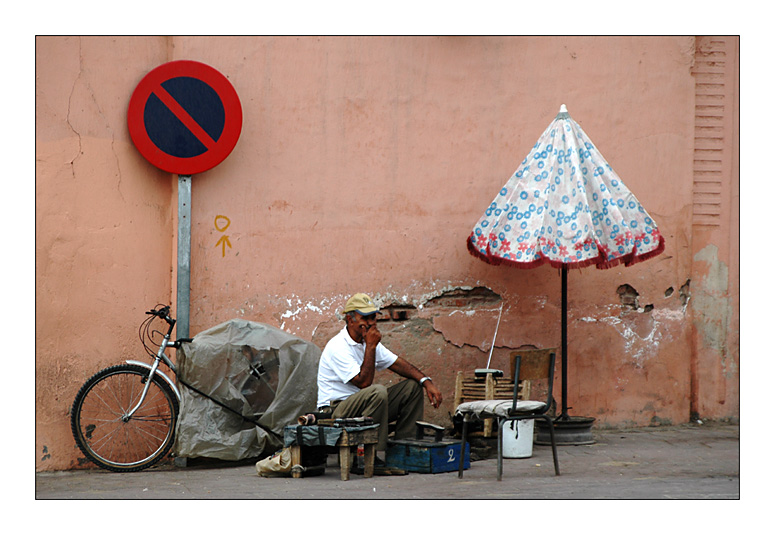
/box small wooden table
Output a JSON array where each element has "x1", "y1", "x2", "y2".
[{"x1": 284, "y1": 425, "x2": 379, "y2": 481}]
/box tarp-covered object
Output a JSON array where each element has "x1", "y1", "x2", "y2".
[{"x1": 174, "y1": 319, "x2": 321, "y2": 461}]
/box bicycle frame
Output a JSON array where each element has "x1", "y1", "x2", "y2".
[
  {"x1": 124, "y1": 312, "x2": 181, "y2": 419},
  {"x1": 126, "y1": 360, "x2": 180, "y2": 400},
  {"x1": 108, "y1": 304, "x2": 282, "y2": 441}
]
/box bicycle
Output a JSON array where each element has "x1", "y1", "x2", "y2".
[
  {"x1": 71, "y1": 304, "x2": 284, "y2": 472},
  {"x1": 70, "y1": 305, "x2": 190, "y2": 472}
]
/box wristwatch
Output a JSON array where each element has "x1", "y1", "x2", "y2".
[{"x1": 419, "y1": 376, "x2": 432, "y2": 385}]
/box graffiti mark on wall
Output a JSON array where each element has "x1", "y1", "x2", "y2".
[{"x1": 215, "y1": 215, "x2": 232, "y2": 257}]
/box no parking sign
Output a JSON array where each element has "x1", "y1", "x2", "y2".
[
  {"x1": 128, "y1": 60, "x2": 242, "y2": 175},
  {"x1": 127, "y1": 60, "x2": 242, "y2": 337}
]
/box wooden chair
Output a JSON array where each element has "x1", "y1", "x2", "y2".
[
  {"x1": 453, "y1": 371, "x2": 524, "y2": 437},
  {"x1": 455, "y1": 348, "x2": 560, "y2": 480}
]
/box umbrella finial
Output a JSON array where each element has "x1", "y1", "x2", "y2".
[
  {"x1": 560, "y1": 104, "x2": 568, "y2": 113},
  {"x1": 556, "y1": 104, "x2": 570, "y2": 119}
]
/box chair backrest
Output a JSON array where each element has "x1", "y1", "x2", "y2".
[{"x1": 509, "y1": 348, "x2": 557, "y2": 411}]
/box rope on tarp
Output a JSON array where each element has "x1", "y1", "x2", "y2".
[{"x1": 177, "y1": 376, "x2": 284, "y2": 440}]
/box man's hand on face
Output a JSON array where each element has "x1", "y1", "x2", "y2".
[{"x1": 363, "y1": 323, "x2": 382, "y2": 347}]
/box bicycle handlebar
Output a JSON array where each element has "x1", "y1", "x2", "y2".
[
  {"x1": 171, "y1": 338, "x2": 194, "y2": 349},
  {"x1": 145, "y1": 306, "x2": 192, "y2": 346},
  {"x1": 146, "y1": 306, "x2": 173, "y2": 323}
]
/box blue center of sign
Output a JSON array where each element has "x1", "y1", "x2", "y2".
[{"x1": 143, "y1": 76, "x2": 226, "y2": 158}]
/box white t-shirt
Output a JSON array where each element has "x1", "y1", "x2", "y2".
[{"x1": 316, "y1": 326, "x2": 398, "y2": 407}]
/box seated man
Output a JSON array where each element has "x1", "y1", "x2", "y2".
[{"x1": 317, "y1": 293, "x2": 443, "y2": 471}]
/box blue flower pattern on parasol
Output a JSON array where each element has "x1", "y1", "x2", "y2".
[{"x1": 469, "y1": 106, "x2": 664, "y2": 270}]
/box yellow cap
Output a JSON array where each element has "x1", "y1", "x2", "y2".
[{"x1": 343, "y1": 293, "x2": 379, "y2": 315}]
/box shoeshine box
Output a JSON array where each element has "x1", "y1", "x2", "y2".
[{"x1": 386, "y1": 422, "x2": 470, "y2": 474}]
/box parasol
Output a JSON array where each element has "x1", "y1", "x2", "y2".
[{"x1": 467, "y1": 105, "x2": 665, "y2": 440}]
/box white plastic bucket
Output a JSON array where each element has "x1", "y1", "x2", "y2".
[{"x1": 501, "y1": 419, "x2": 534, "y2": 458}]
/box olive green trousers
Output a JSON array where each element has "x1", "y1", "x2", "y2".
[{"x1": 330, "y1": 380, "x2": 424, "y2": 451}]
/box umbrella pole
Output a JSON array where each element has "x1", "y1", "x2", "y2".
[
  {"x1": 561, "y1": 266, "x2": 569, "y2": 420},
  {"x1": 537, "y1": 265, "x2": 595, "y2": 445}
]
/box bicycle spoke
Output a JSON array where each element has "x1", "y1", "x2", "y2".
[
  {"x1": 90, "y1": 400, "x2": 170, "y2": 461},
  {"x1": 89, "y1": 422, "x2": 127, "y2": 457},
  {"x1": 130, "y1": 423, "x2": 168, "y2": 456}
]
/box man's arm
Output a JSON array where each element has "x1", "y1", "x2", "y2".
[
  {"x1": 389, "y1": 357, "x2": 444, "y2": 408},
  {"x1": 348, "y1": 325, "x2": 379, "y2": 388},
  {"x1": 388, "y1": 357, "x2": 424, "y2": 382}
]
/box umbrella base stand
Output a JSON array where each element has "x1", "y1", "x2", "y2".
[{"x1": 535, "y1": 416, "x2": 596, "y2": 446}]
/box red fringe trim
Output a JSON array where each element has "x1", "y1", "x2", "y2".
[{"x1": 466, "y1": 234, "x2": 666, "y2": 271}]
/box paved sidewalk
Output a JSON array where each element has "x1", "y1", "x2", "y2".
[{"x1": 36, "y1": 422, "x2": 739, "y2": 500}]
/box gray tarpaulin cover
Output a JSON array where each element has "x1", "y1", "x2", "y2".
[{"x1": 174, "y1": 319, "x2": 321, "y2": 461}]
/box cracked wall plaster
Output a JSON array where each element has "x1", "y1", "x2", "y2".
[
  {"x1": 243, "y1": 285, "x2": 507, "y2": 353},
  {"x1": 581, "y1": 285, "x2": 689, "y2": 369}
]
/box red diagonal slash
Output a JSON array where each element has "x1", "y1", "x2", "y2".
[{"x1": 152, "y1": 84, "x2": 217, "y2": 150}]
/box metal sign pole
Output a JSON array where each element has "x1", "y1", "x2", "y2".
[
  {"x1": 128, "y1": 61, "x2": 241, "y2": 343},
  {"x1": 176, "y1": 174, "x2": 192, "y2": 338}
]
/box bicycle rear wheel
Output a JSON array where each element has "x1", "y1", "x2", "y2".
[{"x1": 71, "y1": 364, "x2": 179, "y2": 472}]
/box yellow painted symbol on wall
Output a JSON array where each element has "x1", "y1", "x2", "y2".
[{"x1": 214, "y1": 215, "x2": 232, "y2": 257}]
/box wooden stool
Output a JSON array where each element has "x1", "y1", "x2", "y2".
[{"x1": 285, "y1": 425, "x2": 379, "y2": 481}]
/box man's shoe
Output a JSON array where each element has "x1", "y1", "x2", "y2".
[
  {"x1": 350, "y1": 455, "x2": 407, "y2": 476},
  {"x1": 373, "y1": 456, "x2": 407, "y2": 476},
  {"x1": 373, "y1": 465, "x2": 407, "y2": 476}
]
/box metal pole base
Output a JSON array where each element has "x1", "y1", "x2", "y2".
[{"x1": 535, "y1": 416, "x2": 596, "y2": 445}]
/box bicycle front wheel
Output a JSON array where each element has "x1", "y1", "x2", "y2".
[{"x1": 71, "y1": 364, "x2": 179, "y2": 472}]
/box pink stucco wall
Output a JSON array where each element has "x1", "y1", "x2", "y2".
[{"x1": 35, "y1": 36, "x2": 739, "y2": 471}]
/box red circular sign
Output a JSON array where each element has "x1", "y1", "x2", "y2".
[{"x1": 128, "y1": 60, "x2": 242, "y2": 175}]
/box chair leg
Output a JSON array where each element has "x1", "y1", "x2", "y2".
[
  {"x1": 542, "y1": 415, "x2": 561, "y2": 476},
  {"x1": 497, "y1": 418, "x2": 505, "y2": 481},
  {"x1": 458, "y1": 415, "x2": 469, "y2": 479}
]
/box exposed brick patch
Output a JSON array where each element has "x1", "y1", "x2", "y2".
[{"x1": 422, "y1": 286, "x2": 501, "y2": 309}]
